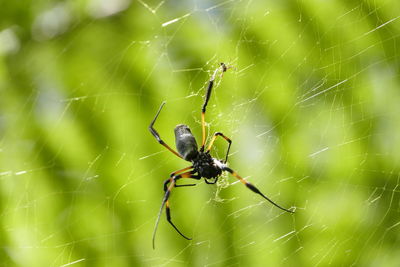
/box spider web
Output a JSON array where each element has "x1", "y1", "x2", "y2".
[{"x1": 1, "y1": 0, "x2": 400, "y2": 266}]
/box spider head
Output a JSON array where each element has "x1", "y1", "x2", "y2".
[{"x1": 174, "y1": 124, "x2": 199, "y2": 161}]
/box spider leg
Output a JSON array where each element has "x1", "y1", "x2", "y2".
[
  {"x1": 204, "y1": 177, "x2": 218, "y2": 184},
  {"x1": 175, "y1": 183, "x2": 197, "y2": 187},
  {"x1": 201, "y1": 63, "x2": 229, "y2": 150},
  {"x1": 169, "y1": 166, "x2": 193, "y2": 177},
  {"x1": 152, "y1": 170, "x2": 200, "y2": 249},
  {"x1": 149, "y1": 102, "x2": 183, "y2": 159},
  {"x1": 168, "y1": 166, "x2": 197, "y2": 187},
  {"x1": 206, "y1": 132, "x2": 232, "y2": 163},
  {"x1": 223, "y1": 167, "x2": 294, "y2": 213}
]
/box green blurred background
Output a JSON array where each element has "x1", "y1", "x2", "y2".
[{"x1": 1, "y1": 0, "x2": 400, "y2": 266}]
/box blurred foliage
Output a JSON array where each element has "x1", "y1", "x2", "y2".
[{"x1": 1, "y1": 0, "x2": 400, "y2": 266}]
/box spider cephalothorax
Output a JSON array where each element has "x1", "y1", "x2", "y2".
[
  {"x1": 192, "y1": 151, "x2": 223, "y2": 180},
  {"x1": 149, "y1": 63, "x2": 294, "y2": 249}
]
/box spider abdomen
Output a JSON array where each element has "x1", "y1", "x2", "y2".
[{"x1": 174, "y1": 124, "x2": 199, "y2": 161}]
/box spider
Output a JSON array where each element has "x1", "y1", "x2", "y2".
[{"x1": 149, "y1": 63, "x2": 294, "y2": 248}]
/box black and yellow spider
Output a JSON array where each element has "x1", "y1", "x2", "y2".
[{"x1": 149, "y1": 63, "x2": 294, "y2": 248}]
